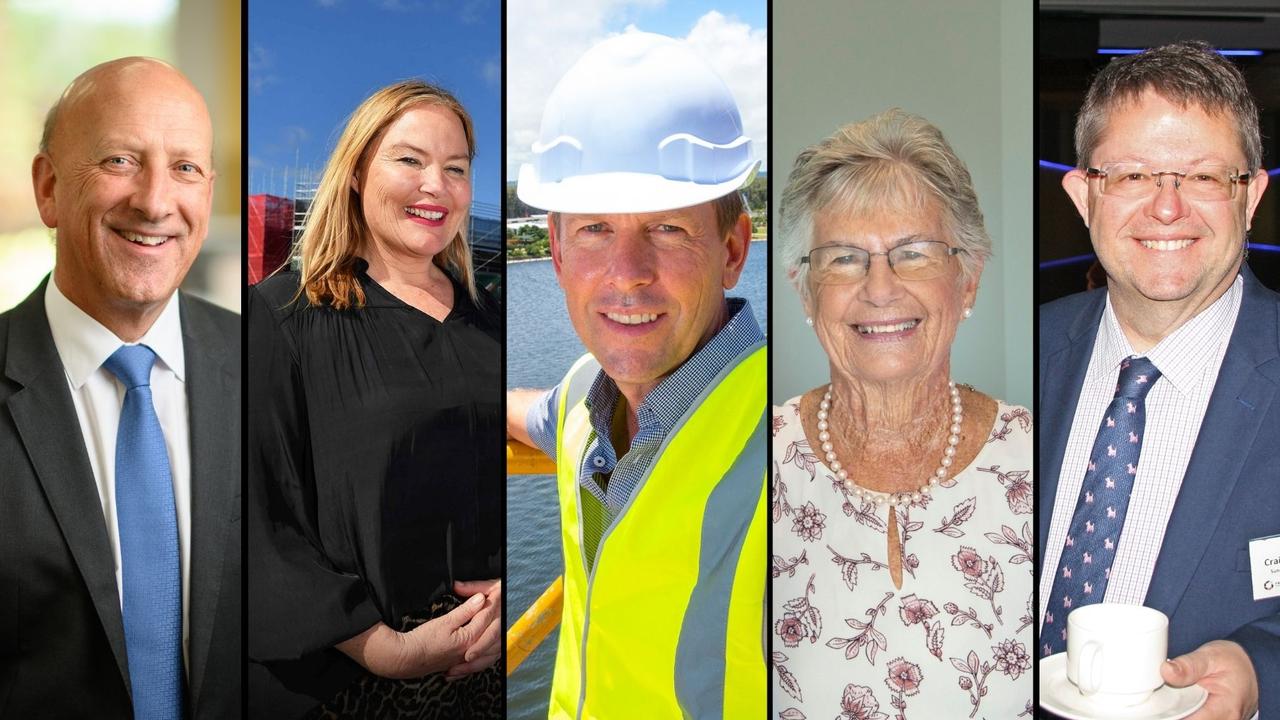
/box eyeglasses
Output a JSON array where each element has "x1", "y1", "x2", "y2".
[
  {"x1": 1086, "y1": 163, "x2": 1251, "y2": 201},
  {"x1": 800, "y1": 240, "x2": 965, "y2": 284}
]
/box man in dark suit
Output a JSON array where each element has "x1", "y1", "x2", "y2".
[
  {"x1": 0, "y1": 57, "x2": 240, "y2": 718},
  {"x1": 1039, "y1": 42, "x2": 1278, "y2": 719}
]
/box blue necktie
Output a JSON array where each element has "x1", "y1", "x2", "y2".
[
  {"x1": 1042, "y1": 356, "x2": 1162, "y2": 657},
  {"x1": 104, "y1": 345, "x2": 184, "y2": 719}
]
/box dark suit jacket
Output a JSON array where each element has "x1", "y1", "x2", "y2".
[
  {"x1": 0, "y1": 277, "x2": 241, "y2": 718},
  {"x1": 1039, "y1": 267, "x2": 1280, "y2": 716}
]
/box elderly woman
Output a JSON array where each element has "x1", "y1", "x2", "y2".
[
  {"x1": 247, "y1": 81, "x2": 501, "y2": 718},
  {"x1": 771, "y1": 109, "x2": 1032, "y2": 719}
]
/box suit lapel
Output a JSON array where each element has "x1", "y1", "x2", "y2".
[
  {"x1": 3, "y1": 278, "x2": 131, "y2": 685},
  {"x1": 1038, "y1": 293, "x2": 1105, "y2": 564},
  {"x1": 1145, "y1": 271, "x2": 1280, "y2": 615},
  {"x1": 180, "y1": 293, "x2": 238, "y2": 709}
]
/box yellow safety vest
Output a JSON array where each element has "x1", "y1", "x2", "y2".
[{"x1": 548, "y1": 344, "x2": 767, "y2": 720}]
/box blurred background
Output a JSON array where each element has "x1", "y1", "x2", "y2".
[
  {"x1": 1039, "y1": 0, "x2": 1280, "y2": 303},
  {"x1": 0, "y1": 0, "x2": 242, "y2": 314}
]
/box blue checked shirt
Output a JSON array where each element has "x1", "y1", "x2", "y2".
[{"x1": 526, "y1": 298, "x2": 764, "y2": 565}]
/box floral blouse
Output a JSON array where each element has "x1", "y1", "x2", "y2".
[{"x1": 772, "y1": 397, "x2": 1034, "y2": 720}]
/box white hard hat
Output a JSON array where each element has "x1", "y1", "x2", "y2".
[{"x1": 517, "y1": 31, "x2": 758, "y2": 214}]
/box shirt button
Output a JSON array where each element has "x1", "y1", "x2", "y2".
[{"x1": 593, "y1": 456, "x2": 606, "y2": 467}]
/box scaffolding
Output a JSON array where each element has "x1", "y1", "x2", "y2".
[{"x1": 248, "y1": 166, "x2": 503, "y2": 291}]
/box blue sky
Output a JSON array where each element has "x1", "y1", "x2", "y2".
[
  {"x1": 506, "y1": 0, "x2": 768, "y2": 179},
  {"x1": 248, "y1": 0, "x2": 501, "y2": 213},
  {"x1": 600, "y1": 0, "x2": 765, "y2": 38}
]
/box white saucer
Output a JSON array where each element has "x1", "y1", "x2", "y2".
[{"x1": 1039, "y1": 653, "x2": 1208, "y2": 720}]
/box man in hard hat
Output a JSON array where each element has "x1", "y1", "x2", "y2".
[{"x1": 507, "y1": 32, "x2": 765, "y2": 719}]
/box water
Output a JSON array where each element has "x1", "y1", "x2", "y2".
[{"x1": 505, "y1": 245, "x2": 767, "y2": 718}]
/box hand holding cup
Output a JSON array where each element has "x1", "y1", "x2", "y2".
[{"x1": 1066, "y1": 604, "x2": 1169, "y2": 708}]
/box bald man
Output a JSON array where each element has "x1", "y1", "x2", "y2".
[{"x1": 0, "y1": 58, "x2": 240, "y2": 718}]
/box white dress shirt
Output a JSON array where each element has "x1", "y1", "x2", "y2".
[
  {"x1": 1041, "y1": 275, "x2": 1242, "y2": 624},
  {"x1": 44, "y1": 278, "x2": 192, "y2": 670}
]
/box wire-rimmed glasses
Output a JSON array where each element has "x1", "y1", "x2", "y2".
[
  {"x1": 800, "y1": 240, "x2": 965, "y2": 284},
  {"x1": 1086, "y1": 163, "x2": 1251, "y2": 201}
]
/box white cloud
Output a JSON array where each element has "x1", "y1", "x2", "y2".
[
  {"x1": 481, "y1": 57, "x2": 500, "y2": 88},
  {"x1": 506, "y1": 0, "x2": 657, "y2": 177},
  {"x1": 375, "y1": 0, "x2": 491, "y2": 23},
  {"x1": 260, "y1": 126, "x2": 312, "y2": 159},
  {"x1": 282, "y1": 125, "x2": 311, "y2": 148},
  {"x1": 457, "y1": 0, "x2": 494, "y2": 24},
  {"x1": 506, "y1": 3, "x2": 766, "y2": 179},
  {"x1": 248, "y1": 44, "x2": 270, "y2": 68},
  {"x1": 248, "y1": 45, "x2": 278, "y2": 94},
  {"x1": 684, "y1": 11, "x2": 767, "y2": 173}
]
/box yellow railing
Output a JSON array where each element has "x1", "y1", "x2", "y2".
[
  {"x1": 507, "y1": 575, "x2": 563, "y2": 675},
  {"x1": 507, "y1": 437, "x2": 556, "y2": 475},
  {"x1": 506, "y1": 440, "x2": 563, "y2": 676}
]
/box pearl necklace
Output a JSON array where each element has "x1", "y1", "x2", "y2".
[{"x1": 817, "y1": 382, "x2": 963, "y2": 510}]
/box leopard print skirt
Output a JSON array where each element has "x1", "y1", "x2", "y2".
[{"x1": 304, "y1": 595, "x2": 503, "y2": 720}]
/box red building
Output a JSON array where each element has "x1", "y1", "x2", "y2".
[{"x1": 247, "y1": 194, "x2": 294, "y2": 284}]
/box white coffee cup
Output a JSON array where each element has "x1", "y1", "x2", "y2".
[{"x1": 1065, "y1": 604, "x2": 1168, "y2": 707}]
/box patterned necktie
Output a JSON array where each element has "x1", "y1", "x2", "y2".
[
  {"x1": 104, "y1": 345, "x2": 184, "y2": 719},
  {"x1": 1042, "y1": 356, "x2": 1161, "y2": 657}
]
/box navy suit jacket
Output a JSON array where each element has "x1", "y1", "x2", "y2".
[
  {"x1": 1038, "y1": 267, "x2": 1280, "y2": 716},
  {"x1": 0, "y1": 277, "x2": 242, "y2": 718}
]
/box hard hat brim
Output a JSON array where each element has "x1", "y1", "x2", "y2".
[{"x1": 516, "y1": 162, "x2": 759, "y2": 215}]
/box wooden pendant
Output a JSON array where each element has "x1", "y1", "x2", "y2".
[{"x1": 887, "y1": 509, "x2": 903, "y2": 589}]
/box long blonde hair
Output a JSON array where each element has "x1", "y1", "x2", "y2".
[{"x1": 297, "y1": 80, "x2": 478, "y2": 308}]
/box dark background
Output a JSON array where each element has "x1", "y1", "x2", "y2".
[{"x1": 1038, "y1": 0, "x2": 1280, "y2": 303}]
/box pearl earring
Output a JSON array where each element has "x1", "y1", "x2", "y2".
[
  {"x1": 805, "y1": 317, "x2": 814, "y2": 327},
  {"x1": 962, "y1": 307, "x2": 972, "y2": 319}
]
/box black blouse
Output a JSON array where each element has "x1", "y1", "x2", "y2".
[{"x1": 246, "y1": 260, "x2": 501, "y2": 715}]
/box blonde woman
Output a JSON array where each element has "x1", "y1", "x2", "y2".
[{"x1": 247, "y1": 81, "x2": 502, "y2": 719}]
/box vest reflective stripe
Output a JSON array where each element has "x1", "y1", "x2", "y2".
[
  {"x1": 673, "y1": 410, "x2": 767, "y2": 719},
  {"x1": 549, "y1": 345, "x2": 767, "y2": 719},
  {"x1": 550, "y1": 355, "x2": 598, "y2": 720}
]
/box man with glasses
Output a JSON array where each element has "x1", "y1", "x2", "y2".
[{"x1": 1039, "y1": 41, "x2": 1278, "y2": 719}]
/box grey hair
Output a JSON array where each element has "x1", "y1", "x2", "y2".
[
  {"x1": 39, "y1": 101, "x2": 59, "y2": 154},
  {"x1": 1075, "y1": 40, "x2": 1261, "y2": 172},
  {"x1": 778, "y1": 108, "x2": 991, "y2": 296}
]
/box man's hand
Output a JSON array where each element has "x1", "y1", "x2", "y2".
[
  {"x1": 1162, "y1": 639, "x2": 1258, "y2": 720},
  {"x1": 445, "y1": 579, "x2": 502, "y2": 680}
]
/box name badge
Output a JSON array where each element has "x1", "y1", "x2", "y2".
[{"x1": 1249, "y1": 534, "x2": 1280, "y2": 601}]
